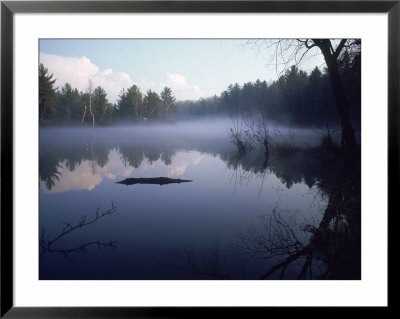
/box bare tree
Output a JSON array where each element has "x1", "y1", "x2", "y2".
[
  {"x1": 247, "y1": 39, "x2": 359, "y2": 153},
  {"x1": 81, "y1": 79, "x2": 96, "y2": 127},
  {"x1": 228, "y1": 114, "x2": 249, "y2": 156}
]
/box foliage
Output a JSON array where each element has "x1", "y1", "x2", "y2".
[
  {"x1": 178, "y1": 45, "x2": 360, "y2": 130},
  {"x1": 117, "y1": 85, "x2": 143, "y2": 121},
  {"x1": 56, "y1": 83, "x2": 83, "y2": 123},
  {"x1": 143, "y1": 89, "x2": 162, "y2": 119},
  {"x1": 39, "y1": 63, "x2": 57, "y2": 121},
  {"x1": 39, "y1": 44, "x2": 359, "y2": 128},
  {"x1": 92, "y1": 86, "x2": 114, "y2": 125},
  {"x1": 160, "y1": 87, "x2": 176, "y2": 119}
]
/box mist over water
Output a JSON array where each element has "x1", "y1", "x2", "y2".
[
  {"x1": 41, "y1": 117, "x2": 330, "y2": 147},
  {"x1": 37, "y1": 37, "x2": 362, "y2": 281},
  {"x1": 39, "y1": 118, "x2": 333, "y2": 280}
]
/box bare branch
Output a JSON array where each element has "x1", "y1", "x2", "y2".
[
  {"x1": 334, "y1": 39, "x2": 347, "y2": 58},
  {"x1": 41, "y1": 202, "x2": 117, "y2": 256}
]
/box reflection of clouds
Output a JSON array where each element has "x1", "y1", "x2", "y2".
[
  {"x1": 97, "y1": 150, "x2": 134, "y2": 180},
  {"x1": 41, "y1": 150, "x2": 134, "y2": 194},
  {"x1": 41, "y1": 150, "x2": 204, "y2": 194},
  {"x1": 129, "y1": 151, "x2": 204, "y2": 177},
  {"x1": 164, "y1": 152, "x2": 204, "y2": 177},
  {"x1": 41, "y1": 161, "x2": 102, "y2": 193}
]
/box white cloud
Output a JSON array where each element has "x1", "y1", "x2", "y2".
[
  {"x1": 40, "y1": 53, "x2": 98, "y2": 91},
  {"x1": 139, "y1": 73, "x2": 205, "y2": 101},
  {"x1": 40, "y1": 53, "x2": 134, "y2": 103},
  {"x1": 90, "y1": 69, "x2": 133, "y2": 102},
  {"x1": 140, "y1": 79, "x2": 156, "y2": 90},
  {"x1": 162, "y1": 73, "x2": 205, "y2": 101},
  {"x1": 39, "y1": 53, "x2": 205, "y2": 102}
]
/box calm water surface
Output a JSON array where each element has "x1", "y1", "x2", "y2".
[{"x1": 39, "y1": 120, "x2": 329, "y2": 279}]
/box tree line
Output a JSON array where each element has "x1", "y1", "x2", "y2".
[
  {"x1": 178, "y1": 47, "x2": 360, "y2": 128},
  {"x1": 39, "y1": 43, "x2": 360, "y2": 128},
  {"x1": 39, "y1": 63, "x2": 177, "y2": 126}
]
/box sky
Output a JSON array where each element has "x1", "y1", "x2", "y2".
[{"x1": 39, "y1": 39, "x2": 324, "y2": 103}]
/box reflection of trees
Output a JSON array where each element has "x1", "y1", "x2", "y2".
[
  {"x1": 39, "y1": 127, "x2": 342, "y2": 195},
  {"x1": 119, "y1": 144, "x2": 145, "y2": 168},
  {"x1": 226, "y1": 139, "x2": 360, "y2": 279},
  {"x1": 39, "y1": 150, "x2": 62, "y2": 190},
  {"x1": 254, "y1": 168, "x2": 360, "y2": 279},
  {"x1": 40, "y1": 134, "x2": 183, "y2": 190},
  {"x1": 221, "y1": 135, "x2": 342, "y2": 196},
  {"x1": 39, "y1": 132, "x2": 112, "y2": 190},
  {"x1": 144, "y1": 148, "x2": 161, "y2": 164},
  {"x1": 119, "y1": 144, "x2": 177, "y2": 167},
  {"x1": 40, "y1": 203, "x2": 118, "y2": 259},
  {"x1": 223, "y1": 148, "x2": 267, "y2": 175},
  {"x1": 64, "y1": 152, "x2": 83, "y2": 172},
  {"x1": 171, "y1": 141, "x2": 360, "y2": 280},
  {"x1": 161, "y1": 149, "x2": 175, "y2": 166},
  {"x1": 39, "y1": 128, "x2": 235, "y2": 189},
  {"x1": 170, "y1": 241, "x2": 232, "y2": 280},
  {"x1": 171, "y1": 167, "x2": 360, "y2": 280}
]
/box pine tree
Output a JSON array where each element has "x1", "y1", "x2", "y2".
[
  {"x1": 160, "y1": 87, "x2": 176, "y2": 119},
  {"x1": 39, "y1": 64, "x2": 57, "y2": 121}
]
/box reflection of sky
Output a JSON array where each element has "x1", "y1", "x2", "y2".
[
  {"x1": 39, "y1": 126, "x2": 329, "y2": 279},
  {"x1": 40, "y1": 150, "x2": 133, "y2": 193},
  {"x1": 40, "y1": 148, "x2": 327, "y2": 279},
  {"x1": 40, "y1": 149, "x2": 206, "y2": 194},
  {"x1": 163, "y1": 152, "x2": 205, "y2": 177}
]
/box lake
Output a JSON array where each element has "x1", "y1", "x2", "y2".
[{"x1": 39, "y1": 119, "x2": 334, "y2": 280}]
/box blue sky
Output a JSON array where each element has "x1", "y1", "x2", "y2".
[{"x1": 39, "y1": 39, "x2": 324, "y2": 102}]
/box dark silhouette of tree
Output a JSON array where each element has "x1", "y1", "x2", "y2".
[
  {"x1": 250, "y1": 39, "x2": 360, "y2": 151},
  {"x1": 309, "y1": 39, "x2": 358, "y2": 150},
  {"x1": 279, "y1": 65, "x2": 309, "y2": 123},
  {"x1": 337, "y1": 45, "x2": 361, "y2": 129},
  {"x1": 39, "y1": 63, "x2": 57, "y2": 121},
  {"x1": 40, "y1": 202, "x2": 118, "y2": 258},
  {"x1": 177, "y1": 63, "x2": 351, "y2": 130}
]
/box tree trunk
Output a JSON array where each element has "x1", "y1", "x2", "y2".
[
  {"x1": 39, "y1": 97, "x2": 45, "y2": 121},
  {"x1": 312, "y1": 40, "x2": 357, "y2": 152},
  {"x1": 81, "y1": 105, "x2": 87, "y2": 124},
  {"x1": 88, "y1": 95, "x2": 95, "y2": 127},
  {"x1": 40, "y1": 104, "x2": 46, "y2": 121}
]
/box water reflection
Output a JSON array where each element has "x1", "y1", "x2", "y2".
[
  {"x1": 170, "y1": 141, "x2": 361, "y2": 279},
  {"x1": 40, "y1": 203, "x2": 118, "y2": 260},
  {"x1": 39, "y1": 133, "x2": 208, "y2": 193},
  {"x1": 39, "y1": 125, "x2": 360, "y2": 280},
  {"x1": 238, "y1": 167, "x2": 361, "y2": 280},
  {"x1": 39, "y1": 129, "x2": 331, "y2": 195}
]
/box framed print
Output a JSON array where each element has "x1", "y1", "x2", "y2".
[{"x1": 1, "y1": 0, "x2": 396, "y2": 317}]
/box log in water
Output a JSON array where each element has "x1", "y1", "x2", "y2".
[{"x1": 116, "y1": 177, "x2": 193, "y2": 186}]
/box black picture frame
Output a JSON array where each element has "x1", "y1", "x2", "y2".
[{"x1": 1, "y1": 1, "x2": 395, "y2": 317}]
